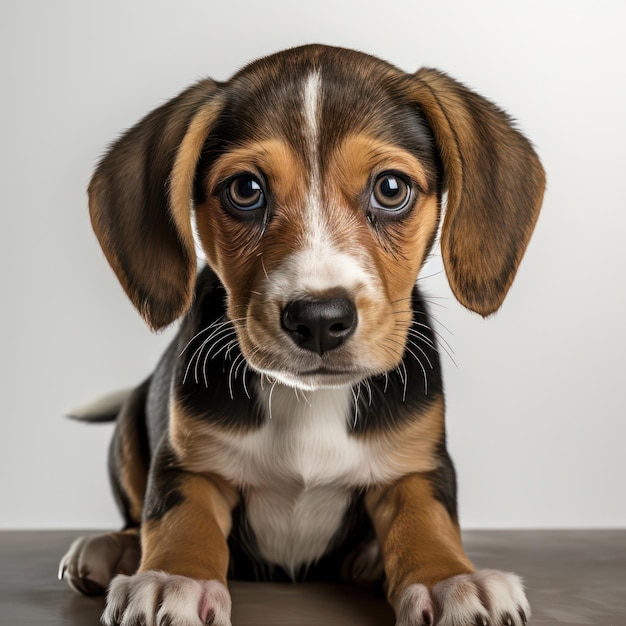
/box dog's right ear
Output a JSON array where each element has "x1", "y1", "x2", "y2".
[{"x1": 88, "y1": 80, "x2": 223, "y2": 330}]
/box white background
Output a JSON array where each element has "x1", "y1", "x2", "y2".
[{"x1": 1, "y1": 0, "x2": 624, "y2": 529}]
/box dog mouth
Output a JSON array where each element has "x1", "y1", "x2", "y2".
[{"x1": 254, "y1": 364, "x2": 373, "y2": 391}]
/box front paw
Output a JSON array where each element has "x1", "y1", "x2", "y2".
[
  {"x1": 102, "y1": 571, "x2": 232, "y2": 626},
  {"x1": 396, "y1": 569, "x2": 530, "y2": 626}
]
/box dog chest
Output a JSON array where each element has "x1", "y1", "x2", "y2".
[{"x1": 218, "y1": 383, "x2": 387, "y2": 570}]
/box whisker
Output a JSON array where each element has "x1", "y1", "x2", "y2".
[
  {"x1": 178, "y1": 325, "x2": 214, "y2": 359},
  {"x1": 407, "y1": 328, "x2": 437, "y2": 351},
  {"x1": 364, "y1": 378, "x2": 373, "y2": 407},
  {"x1": 401, "y1": 360, "x2": 408, "y2": 401},
  {"x1": 228, "y1": 353, "x2": 245, "y2": 400},
  {"x1": 420, "y1": 298, "x2": 448, "y2": 310},
  {"x1": 242, "y1": 363, "x2": 251, "y2": 399},
  {"x1": 225, "y1": 339, "x2": 238, "y2": 361},
  {"x1": 183, "y1": 337, "x2": 210, "y2": 385},
  {"x1": 351, "y1": 385, "x2": 360, "y2": 429},
  {"x1": 418, "y1": 314, "x2": 454, "y2": 336},
  {"x1": 234, "y1": 351, "x2": 247, "y2": 380},
  {"x1": 268, "y1": 379, "x2": 277, "y2": 420},
  {"x1": 413, "y1": 320, "x2": 457, "y2": 367},
  {"x1": 203, "y1": 324, "x2": 238, "y2": 350},
  {"x1": 406, "y1": 338, "x2": 433, "y2": 369},
  {"x1": 197, "y1": 336, "x2": 217, "y2": 385},
  {"x1": 178, "y1": 315, "x2": 240, "y2": 358},
  {"x1": 209, "y1": 337, "x2": 238, "y2": 364},
  {"x1": 389, "y1": 296, "x2": 413, "y2": 305},
  {"x1": 417, "y1": 268, "x2": 445, "y2": 281},
  {"x1": 198, "y1": 331, "x2": 236, "y2": 384},
  {"x1": 403, "y1": 346, "x2": 429, "y2": 395}
]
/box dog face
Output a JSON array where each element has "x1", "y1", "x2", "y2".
[
  {"x1": 192, "y1": 56, "x2": 442, "y2": 390},
  {"x1": 89, "y1": 45, "x2": 544, "y2": 390}
]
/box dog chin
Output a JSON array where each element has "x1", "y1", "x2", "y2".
[{"x1": 257, "y1": 367, "x2": 367, "y2": 392}]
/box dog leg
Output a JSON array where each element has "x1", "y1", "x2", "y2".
[
  {"x1": 102, "y1": 464, "x2": 238, "y2": 626},
  {"x1": 367, "y1": 474, "x2": 530, "y2": 626},
  {"x1": 61, "y1": 383, "x2": 148, "y2": 596},
  {"x1": 59, "y1": 528, "x2": 140, "y2": 595}
]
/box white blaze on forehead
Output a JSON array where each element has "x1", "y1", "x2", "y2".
[
  {"x1": 259, "y1": 70, "x2": 378, "y2": 300},
  {"x1": 303, "y1": 70, "x2": 321, "y2": 151},
  {"x1": 301, "y1": 70, "x2": 332, "y2": 252}
]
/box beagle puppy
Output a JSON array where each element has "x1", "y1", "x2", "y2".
[{"x1": 60, "y1": 44, "x2": 545, "y2": 626}]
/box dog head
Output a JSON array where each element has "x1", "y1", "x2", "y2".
[{"x1": 89, "y1": 45, "x2": 545, "y2": 390}]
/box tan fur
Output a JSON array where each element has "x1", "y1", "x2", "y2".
[
  {"x1": 409, "y1": 68, "x2": 545, "y2": 316},
  {"x1": 170, "y1": 394, "x2": 444, "y2": 480},
  {"x1": 193, "y1": 133, "x2": 441, "y2": 384},
  {"x1": 325, "y1": 133, "x2": 439, "y2": 300},
  {"x1": 366, "y1": 473, "x2": 475, "y2": 603},
  {"x1": 330, "y1": 134, "x2": 430, "y2": 195},
  {"x1": 140, "y1": 474, "x2": 239, "y2": 584},
  {"x1": 88, "y1": 79, "x2": 222, "y2": 330},
  {"x1": 169, "y1": 96, "x2": 226, "y2": 269},
  {"x1": 118, "y1": 428, "x2": 146, "y2": 525},
  {"x1": 196, "y1": 139, "x2": 305, "y2": 290},
  {"x1": 79, "y1": 45, "x2": 544, "y2": 623},
  {"x1": 114, "y1": 388, "x2": 150, "y2": 525},
  {"x1": 370, "y1": 395, "x2": 445, "y2": 476}
]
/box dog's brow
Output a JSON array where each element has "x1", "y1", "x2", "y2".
[
  {"x1": 331, "y1": 134, "x2": 430, "y2": 193},
  {"x1": 205, "y1": 140, "x2": 300, "y2": 192}
]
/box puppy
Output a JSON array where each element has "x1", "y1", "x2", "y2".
[{"x1": 60, "y1": 44, "x2": 545, "y2": 626}]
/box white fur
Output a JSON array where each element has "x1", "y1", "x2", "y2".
[
  {"x1": 67, "y1": 388, "x2": 131, "y2": 421},
  {"x1": 257, "y1": 244, "x2": 385, "y2": 391},
  {"x1": 265, "y1": 246, "x2": 376, "y2": 309},
  {"x1": 395, "y1": 584, "x2": 433, "y2": 626},
  {"x1": 299, "y1": 71, "x2": 373, "y2": 296},
  {"x1": 396, "y1": 570, "x2": 531, "y2": 626},
  {"x1": 302, "y1": 71, "x2": 325, "y2": 252},
  {"x1": 103, "y1": 572, "x2": 231, "y2": 626},
  {"x1": 199, "y1": 382, "x2": 404, "y2": 573},
  {"x1": 243, "y1": 70, "x2": 386, "y2": 391}
]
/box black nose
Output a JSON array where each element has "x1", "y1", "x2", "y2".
[{"x1": 281, "y1": 297, "x2": 357, "y2": 355}]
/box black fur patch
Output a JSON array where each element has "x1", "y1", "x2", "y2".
[
  {"x1": 426, "y1": 441, "x2": 459, "y2": 523},
  {"x1": 107, "y1": 379, "x2": 151, "y2": 528},
  {"x1": 194, "y1": 46, "x2": 441, "y2": 206},
  {"x1": 350, "y1": 287, "x2": 444, "y2": 434},
  {"x1": 142, "y1": 439, "x2": 186, "y2": 522},
  {"x1": 174, "y1": 267, "x2": 265, "y2": 431}
]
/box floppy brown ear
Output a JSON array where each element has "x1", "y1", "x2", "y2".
[
  {"x1": 88, "y1": 80, "x2": 223, "y2": 330},
  {"x1": 410, "y1": 69, "x2": 545, "y2": 316}
]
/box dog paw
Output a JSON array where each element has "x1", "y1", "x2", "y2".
[
  {"x1": 59, "y1": 531, "x2": 140, "y2": 595},
  {"x1": 395, "y1": 569, "x2": 530, "y2": 626},
  {"x1": 101, "y1": 571, "x2": 232, "y2": 626}
]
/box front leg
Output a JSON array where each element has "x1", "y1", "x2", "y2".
[
  {"x1": 366, "y1": 473, "x2": 530, "y2": 626},
  {"x1": 102, "y1": 440, "x2": 239, "y2": 626}
]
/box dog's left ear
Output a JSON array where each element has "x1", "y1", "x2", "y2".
[{"x1": 408, "y1": 69, "x2": 546, "y2": 316}]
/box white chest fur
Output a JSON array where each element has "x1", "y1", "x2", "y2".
[{"x1": 213, "y1": 383, "x2": 391, "y2": 572}]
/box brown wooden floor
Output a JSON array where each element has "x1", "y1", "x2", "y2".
[{"x1": 0, "y1": 530, "x2": 624, "y2": 625}]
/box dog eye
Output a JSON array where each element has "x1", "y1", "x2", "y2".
[
  {"x1": 370, "y1": 173, "x2": 412, "y2": 212},
  {"x1": 225, "y1": 175, "x2": 266, "y2": 212}
]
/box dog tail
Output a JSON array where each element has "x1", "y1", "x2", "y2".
[{"x1": 66, "y1": 388, "x2": 132, "y2": 423}]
